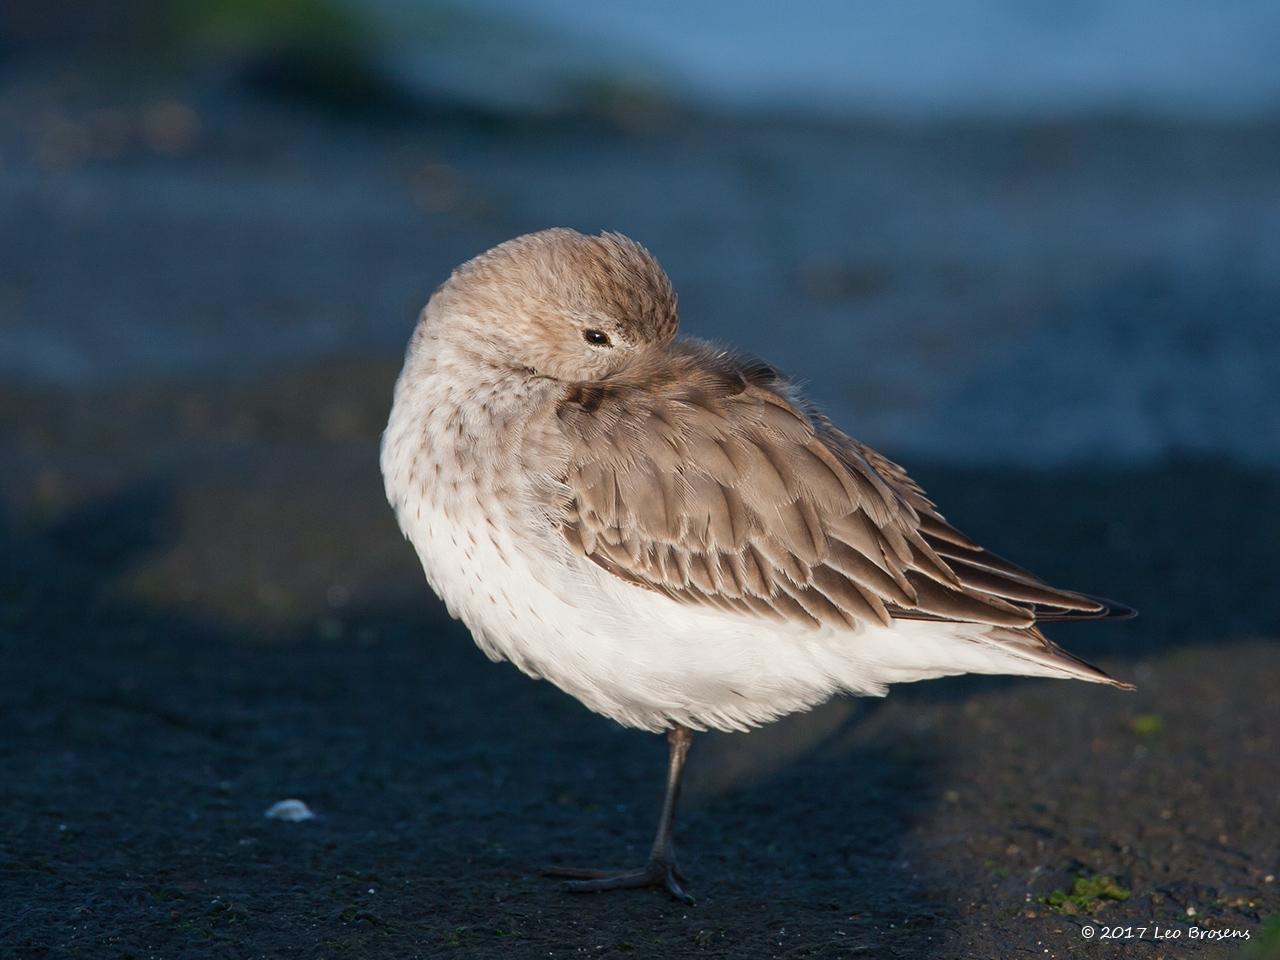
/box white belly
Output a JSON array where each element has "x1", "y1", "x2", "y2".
[{"x1": 384, "y1": 480, "x2": 836, "y2": 731}]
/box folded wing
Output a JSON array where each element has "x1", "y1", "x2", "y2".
[{"x1": 555, "y1": 340, "x2": 1133, "y2": 648}]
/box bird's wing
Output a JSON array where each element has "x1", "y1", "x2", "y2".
[{"x1": 554, "y1": 341, "x2": 1132, "y2": 633}]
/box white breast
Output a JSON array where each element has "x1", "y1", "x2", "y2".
[{"x1": 379, "y1": 336, "x2": 832, "y2": 731}]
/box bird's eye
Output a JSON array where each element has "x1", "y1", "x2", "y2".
[{"x1": 583, "y1": 329, "x2": 612, "y2": 347}]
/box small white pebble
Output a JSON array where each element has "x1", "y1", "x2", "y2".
[
  {"x1": 264, "y1": 799, "x2": 316, "y2": 822},
  {"x1": 1185, "y1": 906, "x2": 1197, "y2": 917},
  {"x1": 1265, "y1": 875, "x2": 1275, "y2": 884}
]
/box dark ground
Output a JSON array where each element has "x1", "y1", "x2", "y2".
[{"x1": 2, "y1": 361, "x2": 1278, "y2": 960}]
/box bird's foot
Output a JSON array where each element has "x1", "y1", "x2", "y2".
[{"x1": 543, "y1": 858, "x2": 692, "y2": 903}]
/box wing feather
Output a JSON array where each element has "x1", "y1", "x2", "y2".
[{"x1": 554, "y1": 340, "x2": 1134, "y2": 651}]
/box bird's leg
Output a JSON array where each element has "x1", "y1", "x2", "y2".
[
  {"x1": 647, "y1": 723, "x2": 692, "y2": 881},
  {"x1": 544, "y1": 725, "x2": 695, "y2": 903}
]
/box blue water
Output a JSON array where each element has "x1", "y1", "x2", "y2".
[
  {"x1": 4, "y1": 6, "x2": 1279, "y2": 467},
  {"x1": 371, "y1": 0, "x2": 1280, "y2": 119},
  {"x1": 5, "y1": 116, "x2": 1278, "y2": 467}
]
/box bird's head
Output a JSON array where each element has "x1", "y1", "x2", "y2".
[{"x1": 421, "y1": 228, "x2": 679, "y2": 382}]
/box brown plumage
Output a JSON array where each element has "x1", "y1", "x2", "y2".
[
  {"x1": 426, "y1": 227, "x2": 1133, "y2": 691},
  {"x1": 554, "y1": 329, "x2": 1133, "y2": 689}
]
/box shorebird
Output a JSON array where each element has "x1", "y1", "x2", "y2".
[{"x1": 381, "y1": 228, "x2": 1133, "y2": 902}]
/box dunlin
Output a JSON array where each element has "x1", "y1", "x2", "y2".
[{"x1": 381, "y1": 229, "x2": 1133, "y2": 902}]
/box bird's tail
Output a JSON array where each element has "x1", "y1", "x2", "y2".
[{"x1": 976, "y1": 625, "x2": 1135, "y2": 690}]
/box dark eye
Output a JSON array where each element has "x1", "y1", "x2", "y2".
[{"x1": 583, "y1": 329, "x2": 612, "y2": 347}]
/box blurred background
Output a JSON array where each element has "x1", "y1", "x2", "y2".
[
  {"x1": 4, "y1": 0, "x2": 1280, "y2": 461},
  {"x1": 2, "y1": 3, "x2": 1278, "y2": 958}
]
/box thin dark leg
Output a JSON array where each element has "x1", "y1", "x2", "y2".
[
  {"x1": 650, "y1": 725, "x2": 692, "y2": 868},
  {"x1": 544, "y1": 725, "x2": 696, "y2": 903}
]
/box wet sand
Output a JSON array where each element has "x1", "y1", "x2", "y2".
[{"x1": 2, "y1": 359, "x2": 1277, "y2": 959}]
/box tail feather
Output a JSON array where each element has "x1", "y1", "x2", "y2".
[
  {"x1": 1030, "y1": 593, "x2": 1138, "y2": 623},
  {"x1": 978, "y1": 625, "x2": 1136, "y2": 690}
]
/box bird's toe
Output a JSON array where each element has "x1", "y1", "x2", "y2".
[{"x1": 545, "y1": 860, "x2": 694, "y2": 904}]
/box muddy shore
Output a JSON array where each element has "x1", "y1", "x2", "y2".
[{"x1": 2, "y1": 360, "x2": 1277, "y2": 959}]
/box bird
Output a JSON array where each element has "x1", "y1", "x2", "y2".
[{"x1": 380, "y1": 228, "x2": 1134, "y2": 903}]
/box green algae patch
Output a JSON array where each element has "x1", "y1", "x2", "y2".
[
  {"x1": 1242, "y1": 915, "x2": 1280, "y2": 960},
  {"x1": 1039, "y1": 875, "x2": 1131, "y2": 915},
  {"x1": 1129, "y1": 714, "x2": 1164, "y2": 736}
]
